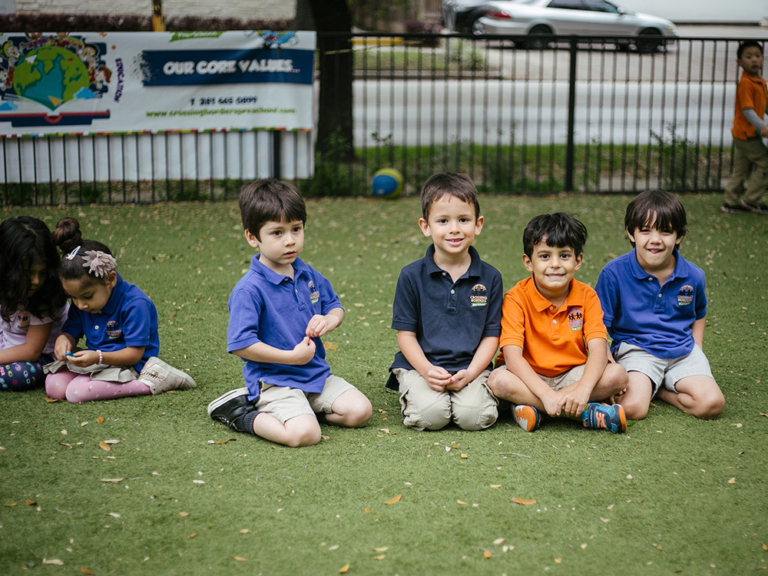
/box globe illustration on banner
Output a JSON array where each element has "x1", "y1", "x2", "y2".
[{"x1": 13, "y1": 46, "x2": 90, "y2": 111}]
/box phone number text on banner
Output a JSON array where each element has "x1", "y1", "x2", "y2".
[{"x1": 0, "y1": 31, "x2": 316, "y2": 136}]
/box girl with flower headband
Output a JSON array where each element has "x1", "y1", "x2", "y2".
[
  {"x1": 44, "y1": 217, "x2": 196, "y2": 403},
  {"x1": 0, "y1": 216, "x2": 69, "y2": 391}
]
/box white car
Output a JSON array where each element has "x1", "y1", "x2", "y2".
[{"x1": 474, "y1": 0, "x2": 679, "y2": 51}]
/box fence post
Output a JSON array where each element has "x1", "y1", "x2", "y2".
[
  {"x1": 565, "y1": 36, "x2": 578, "y2": 192},
  {"x1": 273, "y1": 130, "x2": 282, "y2": 180}
]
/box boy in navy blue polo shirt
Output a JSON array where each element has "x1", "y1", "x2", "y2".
[
  {"x1": 207, "y1": 179, "x2": 372, "y2": 447},
  {"x1": 596, "y1": 190, "x2": 725, "y2": 421},
  {"x1": 386, "y1": 173, "x2": 503, "y2": 431}
]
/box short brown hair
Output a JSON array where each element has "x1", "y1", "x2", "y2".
[
  {"x1": 239, "y1": 179, "x2": 307, "y2": 240},
  {"x1": 624, "y1": 190, "x2": 688, "y2": 246},
  {"x1": 420, "y1": 173, "x2": 481, "y2": 220}
]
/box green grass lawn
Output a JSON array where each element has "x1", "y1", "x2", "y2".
[{"x1": 1, "y1": 193, "x2": 766, "y2": 575}]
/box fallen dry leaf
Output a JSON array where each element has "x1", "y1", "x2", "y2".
[
  {"x1": 493, "y1": 538, "x2": 506, "y2": 545},
  {"x1": 511, "y1": 497, "x2": 537, "y2": 506},
  {"x1": 43, "y1": 397, "x2": 60, "y2": 403},
  {"x1": 189, "y1": 533, "x2": 197, "y2": 538},
  {"x1": 324, "y1": 342, "x2": 340, "y2": 350},
  {"x1": 100, "y1": 478, "x2": 123, "y2": 483},
  {"x1": 490, "y1": 485, "x2": 502, "y2": 489},
  {"x1": 383, "y1": 494, "x2": 401, "y2": 505},
  {"x1": 240, "y1": 529, "x2": 250, "y2": 534},
  {"x1": 321, "y1": 435, "x2": 330, "y2": 441},
  {"x1": 43, "y1": 558, "x2": 64, "y2": 566},
  {"x1": 460, "y1": 454, "x2": 468, "y2": 459},
  {"x1": 728, "y1": 477, "x2": 736, "y2": 484},
  {"x1": 103, "y1": 439, "x2": 119, "y2": 445},
  {"x1": 5, "y1": 503, "x2": 17, "y2": 507},
  {"x1": 760, "y1": 413, "x2": 768, "y2": 418},
  {"x1": 26, "y1": 500, "x2": 36, "y2": 506},
  {"x1": 98, "y1": 441, "x2": 111, "y2": 452},
  {"x1": 373, "y1": 547, "x2": 388, "y2": 552},
  {"x1": 179, "y1": 511, "x2": 190, "y2": 517},
  {"x1": 97, "y1": 417, "x2": 104, "y2": 424},
  {"x1": 339, "y1": 564, "x2": 350, "y2": 574},
  {"x1": 457, "y1": 500, "x2": 467, "y2": 506},
  {"x1": 364, "y1": 508, "x2": 371, "y2": 514},
  {"x1": 81, "y1": 568, "x2": 95, "y2": 575},
  {"x1": 762, "y1": 543, "x2": 767, "y2": 551},
  {"x1": 107, "y1": 512, "x2": 121, "y2": 518},
  {"x1": 234, "y1": 556, "x2": 248, "y2": 562},
  {"x1": 374, "y1": 555, "x2": 385, "y2": 561},
  {"x1": 555, "y1": 557, "x2": 562, "y2": 564},
  {"x1": 483, "y1": 550, "x2": 492, "y2": 559}
]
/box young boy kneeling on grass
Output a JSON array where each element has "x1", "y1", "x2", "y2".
[
  {"x1": 386, "y1": 173, "x2": 503, "y2": 431},
  {"x1": 487, "y1": 213, "x2": 628, "y2": 433},
  {"x1": 207, "y1": 179, "x2": 372, "y2": 447},
  {"x1": 596, "y1": 190, "x2": 724, "y2": 420}
]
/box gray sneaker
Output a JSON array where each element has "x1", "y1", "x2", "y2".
[{"x1": 138, "y1": 357, "x2": 197, "y2": 395}]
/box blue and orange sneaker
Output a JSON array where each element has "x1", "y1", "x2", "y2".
[
  {"x1": 513, "y1": 405, "x2": 541, "y2": 432},
  {"x1": 582, "y1": 403, "x2": 626, "y2": 433}
]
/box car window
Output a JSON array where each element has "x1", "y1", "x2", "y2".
[
  {"x1": 583, "y1": 0, "x2": 620, "y2": 13},
  {"x1": 548, "y1": 0, "x2": 585, "y2": 10}
]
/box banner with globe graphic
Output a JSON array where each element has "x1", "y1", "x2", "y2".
[{"x1": 0, "y1": 31, "x2": 315, "y2": 136}]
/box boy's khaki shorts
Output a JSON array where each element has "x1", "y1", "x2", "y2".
[
  {"x1": 495, "y1": 363, "x2": 586, "y2": 391},
  {"x1": 254, "y1": 375, "x2": 355, "y2": 423},
  {"x1": 392, "y1": 368, "x2": 498, "y2": 431},
  {"x1": 614, "y1": 342, "x2": 713, "y2": 397}
]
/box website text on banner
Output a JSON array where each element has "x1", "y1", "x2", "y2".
[{"x1": 0, "y1": 31, "x2": 316, "y2": 137}]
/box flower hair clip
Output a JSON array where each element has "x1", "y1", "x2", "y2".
[
  {"x1": 65, "y1": 246, "x2": 80, "y2": 261},
  {"x1": 81, "y1": 250, "x2": 117, "y2": 278}
]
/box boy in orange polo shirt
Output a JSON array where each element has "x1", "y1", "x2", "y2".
[
  {"x1": 487, "y1": 213, "x2": 628, "y2": 432},
  {"x1": 722, "y1": 41, "x2": 768, "y2": 214}
]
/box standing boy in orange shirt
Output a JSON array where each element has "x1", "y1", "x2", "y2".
[
  {"x1": 487, "y1": 213, "x2": 628, "y2": 433},
  {"x1": 722, "y1": 41, "x2": 768, "y2": 214}
]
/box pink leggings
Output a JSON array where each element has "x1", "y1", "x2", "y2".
[{"x1": 45, "y1": 370, "x2": 150, "y2": 404}]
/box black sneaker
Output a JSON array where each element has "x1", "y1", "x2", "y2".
[
  {"x1": 741, "y1": 200, "x2": 768, "y2": 214},
  {"x1": 207, "y1": 388, "x2": 255, "y2": 433},
  {"x1": 720, "y1": 203, "x2": 752, "y2": 214}
]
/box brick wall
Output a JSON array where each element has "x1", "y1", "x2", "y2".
[{"x1": 13, "y1": 0, "x2": 295, "y2": 20}]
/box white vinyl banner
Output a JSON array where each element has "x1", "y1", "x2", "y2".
[{"x1": 0, "y1": 31, "x2": 316, "y2": 137}]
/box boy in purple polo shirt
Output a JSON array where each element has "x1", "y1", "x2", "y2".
[
  {"x1": 596, "y1": 190, "x2": 724, "y2": 421},
  {"x1": 207, "y1": 179, "x2": 372, "y2": 447},
  {"x1": 386, "y1": 173, "x2": 503, "y2": 431}
]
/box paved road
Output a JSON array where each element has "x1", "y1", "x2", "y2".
[{"x1": 353, "y1": 27, "x2": 756, "y2": 146}]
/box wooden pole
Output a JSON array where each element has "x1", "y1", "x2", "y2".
[{"x1": 152, "y1": 0, "x2": 166, "y2": 32}]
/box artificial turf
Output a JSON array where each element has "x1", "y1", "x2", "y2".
[{"x1": 0, "y1": 193, "x2": 766, "y2": 575}]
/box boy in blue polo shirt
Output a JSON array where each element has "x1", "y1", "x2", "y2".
[
  {"x1": 207, "y1": 179, "x2": 372, "y2": 447},
  {"x1": 386, "y1": 173, "x2": 503, "y2": 431},
  {"x1": 596, "y1": 190, "x2": 725, "y2": 420}
]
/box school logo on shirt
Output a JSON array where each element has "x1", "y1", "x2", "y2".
[
  {"x1": 567, "y1": 307, "x2": 584, "y2": 331},
  {"x1": 106, "y1": 320, "x2": 123, "y2": 340},
  {"x1": 677, "y1": 285, "x2": 693, "y2": 306},
  {"x1": 307, "y1": 280, "x2": 320, "y2": 304},
  {"x1": 470, "y1": 284, "x2": 488, "y2": 307},
  {"x1": 14, "y1": 312, "x2": 30, "y2": 331}
]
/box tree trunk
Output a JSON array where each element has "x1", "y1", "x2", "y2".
[{"x1": 297, "y1": 0, "x2": 355, "y2": 161}]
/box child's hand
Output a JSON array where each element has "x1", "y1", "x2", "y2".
[
  {"x1": 66, "y1": 350, "x2": 99, "y2": 368},
  {"x1": 761, "y1": 125, "x2": 768, "y2": 138},
  {"x1": 53, "y1": 335, "x2": 72, "y2": 361},
  {"x1": 291, "y1": 337, "x2": 317, "y2": 365},
  {"x1": 542, "y1": 390, "x2": 566, "y2": 417},
  {"x1": 559, "y1": 384, "x2": 590, "y2": 418},
  {"x1": 445, "y1": 369, "x2": 470, "y2": 391},
  {"x1": 305, "y1": 314, "x2": 337, "y2": 339},
  {"x1": 425, "y1": 366, "x2": 452, "y2": 392}
]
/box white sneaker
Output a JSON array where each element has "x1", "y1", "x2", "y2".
[{"x1": 139, "y1": 357, "x2": 197, "y2": 395}]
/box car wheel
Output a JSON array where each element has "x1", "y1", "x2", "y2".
[
  {"x1": 526, "y1": 26, "x2": 552, "y2": 50},
  {"x1": 636, "y1": 29, "x2": 661, "y2": 53},
  {"x1": 470, "y1": 16, "x2": 486, "y2": 36}
]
